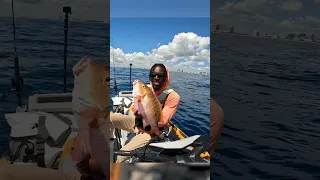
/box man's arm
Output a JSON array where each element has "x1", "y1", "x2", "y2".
[
  {"x1": 210, "y1": 98, "x2": 224, "y2": 154},
  {"x1": 161, "y1": 91, "x2": 180, "y2": 124}
]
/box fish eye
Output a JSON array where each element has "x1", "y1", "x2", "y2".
[
  {"x1": 142, "y1": 85, "x2": 145, "y2": 88},
  {"x1": 105, "y1": 77, "x2": 110, "y2": 82}
]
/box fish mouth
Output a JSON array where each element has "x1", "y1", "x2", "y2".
[
  {"x1": 133, "y1": 91, "x2": 141, "y2": 97},
  {"x1": 133, "y1": 80, "x2": 141, "y2": 86},
  {"x1": 133, "y1": 88, "x2": 143, "y2": 98}
]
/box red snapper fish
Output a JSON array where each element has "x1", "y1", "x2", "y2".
[
  {"x1": 71, "y1": 57, "x2": 110, "y2": 179},
  {"x1": 132, "y1": 80, "x2": 162, "y2": 135}
]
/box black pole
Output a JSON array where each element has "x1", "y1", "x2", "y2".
[
  {"x1": 63, "y1": 7, "x2": 71, "y2": 93},
  {"x1": 112, "y1": 38, "x2": 118, "y2": 95},
  {"x1": 11, "y1": 0, "x2": 22, "y2": 107},
  {"x1": 129, "y1": 63, "x2": 132, "y2": 90}
]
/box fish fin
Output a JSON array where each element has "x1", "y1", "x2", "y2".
[
  {"x1": 133, "y1": 102, "x2": 138, "y2": 113},
  {"x1": 79, "y1": 107, "x2": 98, "y2": 127},
  {"x1": 73, "y1": 56, "x2": 91, "y2": 76},
  {"x1": 134, "y1": 95, "x2": 142, "y2": 101},
  {"x1": 142, "y1": 119, "x2": 148, "y2": 128},
  {"x1": 133, "y1": 95, "x2": 142, "y2": 113}
]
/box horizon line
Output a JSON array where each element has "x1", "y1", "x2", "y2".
[
  {"x1": 110, "y1": 16, "x2": 209, "y2": 18},
  {"x1": 112, "y1": 65, "x2": 210, "y2": 71}
]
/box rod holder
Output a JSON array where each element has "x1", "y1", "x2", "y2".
[
  {"x1": 130, "y1": 63, "x2": 132, "y2": 90},
  {"x1": 63, "y1": 6, "x2": 71, "y2": 93}
]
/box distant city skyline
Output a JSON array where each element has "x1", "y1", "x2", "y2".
[{"x1": 211, "y1": 0, "x2": 320, "y2": 34}]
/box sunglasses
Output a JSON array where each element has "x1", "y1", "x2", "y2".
[{"x1": 150, "y1": 73, "x2": 166, "y2": 79}]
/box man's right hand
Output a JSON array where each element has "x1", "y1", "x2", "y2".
[
  {"x1": 134, "y1": 115, "x2": 157, "y2": 134},
  {"x1": 134, "y1": 111, "x2": 141, "y2": 116},
  {"x1": 134, "y1": 115, "x2": 144, "y2": 129}
]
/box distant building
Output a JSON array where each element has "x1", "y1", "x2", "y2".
[
  {"x1": 215, "y1": 24, "x2": 220, "y2": 31},
  {"x1": 311, "y1": 34, "x2": 316, "y2": 41},
  {"x1": 285, "y1": 33, "x2": 295, "y2": 40},
  {"x1": 253, "y1": 30, "x2": 259, "y2": 37},
  {"x1": 297, "y1": 33, "x2": 306, "y2": 41},
  {"x1": 230, "y1": 26, "x2": 234, "y2": 33},
  {"x1": 212, "y1": 24, "x2": 232, "y2": 33}
]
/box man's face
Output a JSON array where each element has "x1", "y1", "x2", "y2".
[{"x1": 150, "y1": 66, "x2": 166, "y2": 91}]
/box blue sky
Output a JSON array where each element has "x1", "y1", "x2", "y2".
[
  {"x1": 110, "y1": 0, "x2": 210, "y2": 73},
  {"x1": 110, "y1": 0, "x2": 210, "y2": 18},
  {"x1": 111, "y1": 18, "x2": 209, "y2": 53}
]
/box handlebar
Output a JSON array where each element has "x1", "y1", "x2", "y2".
[
  {"x1": 113, "y1": 150, "x2": 155, "y2": 157},
  {"x1": 113, "y1": 150, "x2": 133, "y2": 156}
]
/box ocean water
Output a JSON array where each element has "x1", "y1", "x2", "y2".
[
  {"x1": 211, "y1": 33, "x2": 320, "y2": 179},
  {"x1": 0, "y1": 18, "x2": 210, "y2": 155},
  {"x1": 0, "y1": 18, "x2": 109, "y2": 154},
  {"x1": 110, "y1": 67, "x2": 210, "y2": 136}
]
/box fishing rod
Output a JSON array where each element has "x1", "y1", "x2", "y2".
[
  {"x1": 111, "y1": 38, "x2": 121, "y2": 151},
  {"x1": 129, "y1": 63, "x2": 132, "y2": 90},
  {"x1": 10, "y1": 0, "x2": 23, "y2": 107},
  {"x1": 112, "y1": 38, "x2": 118, "y2": 95},
  {"x1": 111, "y1": 38, "x2": 125, "y2": 152},
  {"x1": 63, "y1": 6, "x2": 71, "y2": 93},
  {"x1": 0, "y1": 0, "x2": 24, "y2": 107}
]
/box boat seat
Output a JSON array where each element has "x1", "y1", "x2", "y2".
[
  {"x1": 149, "y1": 135, "x2": 200, "y2": 150},
  {"x1": 118, "y1": 91, "x2": 133, "y2": 97},
  {"x1": 4, "y1": 111, "x2": 78, "y2": 167},
  {"x1": 28, "y1": 93, "x2": 73, "y2": 113}
]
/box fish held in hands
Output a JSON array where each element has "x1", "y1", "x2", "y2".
[
  {"x1": 132, "y1": 79, "x2": 162, "y2": 135},
  {"x1": 72, "y1": 56, "x2": 110, "y2": 128}
]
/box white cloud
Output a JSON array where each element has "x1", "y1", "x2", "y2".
[
  {"x1": 279, "y1": 16, "x2": 320, "y2": 29},
  {"x1": 211, "y1": 0, "x2": 320, "y2": 34},
  {"x1": 279, "y1": 0, "x2": 302, "y2": 11},
  {"x1": 216, "y1": 0, "x2": 270, "y2": 17},
  {"x1": 110, "y1": 32, "x2": 210, "y2": 73},
  {"x1": 313, "y1": 0, "x2": 320, "y2": 4},
  {"x1": 197, "y1": 61, "x2": 205, "y2": 66},
  {"x1": 213, "y1": 0, "x2": 273, "y2": 31},
  {"x1": 216, "y1": 0, "x2": 302, "y2": 17}
]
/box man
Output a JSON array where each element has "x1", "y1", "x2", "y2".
[{"x1": 110, "y1": 63, "x2": 180, "y2": 163}]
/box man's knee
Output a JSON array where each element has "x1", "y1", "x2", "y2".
[
  {"x1": 116, "y1": 156, "x2": 129, "y2": 163},
  {"x1": 210, "y1": 98, "x2": 224, "y2": 153}
]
